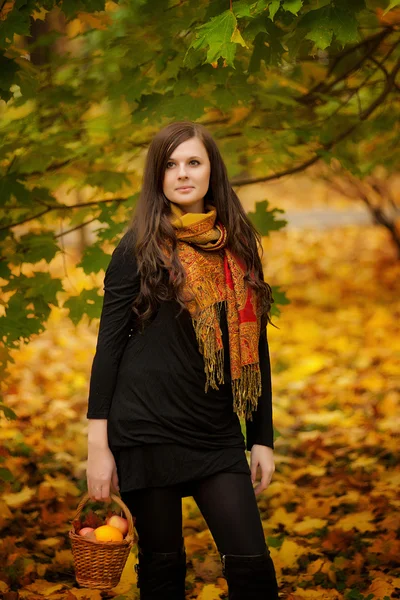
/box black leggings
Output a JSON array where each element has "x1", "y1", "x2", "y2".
[{"x1": 120, "y1": 471, "x2": 267, "y2": 556}]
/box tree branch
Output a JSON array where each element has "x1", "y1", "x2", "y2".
[
  {"x1": 231, "y1": 58, "x2": 400, "y2": 187},
  {"x1": 0, "y1": 197, "x2": 130, "y2": 231},
  {"x1": 299, "y1": 28, "x2": 394, "y2": 106},
  {"x1": 0, "y1": 208, "x2": 52, "y2": 231},
  {"x1": 53, "y1": 216, "x2": 99, "y2": 239}
]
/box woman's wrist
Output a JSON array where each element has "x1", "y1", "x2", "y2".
[{"x1": 87, "y1": 419, "x2": 109, "y2": 449}]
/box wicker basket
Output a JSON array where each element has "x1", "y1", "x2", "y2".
[{"x1": 69, "y1": 492, "x2": 136, "y2": 590}]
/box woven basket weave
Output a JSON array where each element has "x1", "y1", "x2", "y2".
[{"x1": 69, "y1": 492, "x2": 136, "y2": 590}]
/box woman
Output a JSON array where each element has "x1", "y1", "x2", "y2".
[{"x1": 86, "y1": 121, "x2": 279, "y2": 599}]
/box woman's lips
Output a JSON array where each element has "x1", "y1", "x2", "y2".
[{"x1": 176, "y1": 187, "x2": 194, "y2": 192}]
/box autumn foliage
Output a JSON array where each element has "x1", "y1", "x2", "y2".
[{"x1": 1, "y1": 215, "x2": 399, "y2": 599}]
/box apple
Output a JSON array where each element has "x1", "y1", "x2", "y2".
[
  {"x1": 106, "y1": 515, "x2": 129, "y2": 537},
  {"x1": 82, "y1": 530, "x2": 98, "y2": 542},
  {"x1": 79, "y1": 527, "x2": 95, "y2": 536}
]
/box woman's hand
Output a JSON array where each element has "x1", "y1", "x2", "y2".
[
  {"x1": 250, "y1": 444, "x2": 275, "y2": 496},
  {"x1": 86, "y1": 444, "x2": 120, "y2": 502}
]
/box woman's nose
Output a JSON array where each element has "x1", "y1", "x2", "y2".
[{"x1": 178, "y1": 164, "x2": 188, "y2": 177}]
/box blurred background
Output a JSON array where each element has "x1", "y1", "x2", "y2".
[{"x1": 1, "y1": 1, "x2": 399, "y2": 599}]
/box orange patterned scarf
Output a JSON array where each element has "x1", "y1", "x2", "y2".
[{"x1": 167, "y1": 202, "x2": 262, "y2": 419}]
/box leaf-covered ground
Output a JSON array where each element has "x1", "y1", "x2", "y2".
[{"x1": 1, "y1": 221, "x2": 399, "y2": 600}]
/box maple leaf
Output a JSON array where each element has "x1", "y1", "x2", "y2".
[
  {"x1": 187, "y1": 10, "x2": 238, "y2": 68},
  {"x1": 80, "y1": 509, "x2": 104, "y2": 530}
]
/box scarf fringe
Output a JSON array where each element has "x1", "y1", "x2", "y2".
[
  {"x1": 192, "y1": 300, "x2": 262, "y2": 420},
  {"x1": 232, "y1": 365, "x2": 262, "y2": 421},
  {"x1": 193, "y1": 301, "x2": 226, "y2": 392}
]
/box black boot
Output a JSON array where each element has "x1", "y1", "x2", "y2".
[
  {"x1": 134, "y1": 538, "x2": 186, "y2": 599},
  {"x1": 220, "y1": 547, "x2": 279, "y2": 599}
]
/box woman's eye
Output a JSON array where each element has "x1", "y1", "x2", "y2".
[{"x1": 166, "y1": 160, "x2": 200, "y2": 168}]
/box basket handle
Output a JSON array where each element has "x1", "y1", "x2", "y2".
[{"x1": 71, "y1": 493, "x2": 136, "y2": 541}]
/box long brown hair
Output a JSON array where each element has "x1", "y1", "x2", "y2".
[{"x1": 126, "y1": 120, "x2": 276, "y2": 331}]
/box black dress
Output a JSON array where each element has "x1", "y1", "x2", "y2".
[{"x1": 86, "y1": 229, "x2": 275, "y2": 497}]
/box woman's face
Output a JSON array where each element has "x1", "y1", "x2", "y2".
[{"x1": 163, "y1": 137, "x2": 211, "y2": 214}]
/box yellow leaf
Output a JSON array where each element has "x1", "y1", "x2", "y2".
[
  {"x1": 292, "y1": 517, "x2": 328, "y2": 535},
  {"x1": 24, "y1": 580, "x2": 67, "y2": 596},
  {"x1": 197, "y1": 583, "x2": 224, "y2": 600},
  {"x1": 329, "y1": 491, "x2": 360, "y2": 507},
  {"x1": 0, "y1": 499, "x2": 13, "y2": 528},
  {"x1": 269, "y1": 506, "x2": 298, "y2": 529},
  {"x1": 77, "y1": 11, "x2": 112, "y2": 30},
  {"x1": 366, "y1": 577, "x2": 396, "y2": 598},
  {"x1": 336, "y1": 511, "x2": 376, "y2": 533},
  {"x1": 38, "y1": 474, "x2": 81, "y2": 501},
  {"x1": 54, "y1": 549, "x2": 74, "y2": 566},
  {"x1": 301, "y1": 410, "x2": 346, "y2": 427},
  {"x1": 3, "y1": 487, "x2": 35, "y2": 509},
  {"x1": 351, "y1": 456, "x2": 377, "y2": 469},
  {"x1": 0, "y1": 581, "x2": 9, "y2": 593},
  {"x1": 358, "y1": 373, "x2": 386, "y2": 391},
  {"x1": 229, "y1": 106, "x2": 251, "y2": 125},
  {"x1": 231, "y1": 26, "x2": 248, "y2": 48},
  {"x1": 37, "y1": 537, "x2": 63, "y2": 549},
  {"x1": 32, "y1": 7, "x2": 48, "y2": 20},
  {"x1": 185, "y1": 529, "x2": 215, "y2": 554},
  {"x1": 291, "y1": 465, "x2": 326, "y2": 480},
  {"x1": 66, "y1": 18, "x2": 85, "y2": 37},
  {"x1": 307, "y1": 558, "x2": 336, "y2": 584},
  {"x1": 286, "y1": 354, "x2": 328, "y2": 379},
  {"x1": 67, "y1": 589, "x2": 103, "y2": 599},
  {"x1": 289, "y1": 589, "x2": 341, "y2": 599},
  {"x1": 278, "y1": 539, "x2": 305, "y2": 568},
  {"x1": 1, "y1": 100, "x2": 35, "y2": 122},
  {"x1": 301, "y1": 497, "x2": 331, "y2": 519}
]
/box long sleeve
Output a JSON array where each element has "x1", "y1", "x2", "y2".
[
  {"x1": 86, "y1": 229, "x2": 140, "y2": 419},
  {"x1": 245, "y1": 328, "x2": 274, "y2": 450}
]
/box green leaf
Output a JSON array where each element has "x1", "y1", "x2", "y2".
[
  {"x1": 0, "y1": 3, "x2": 31, "y2": 46},
  {"x1": 299, "y1": 5, "x2": 361, "y2": 50},
  {"x1": 0, "y1": 175, "x2": 33, "y2": 205},
  {"x1": 133, "y1": 92, "x2": 205, "y2": 124},
  {"x1": 64, "y1": 288, "x2": 104, "y2": 325},
  {"x1": 0, "y1": 467, "x2": 15, "y2": 481},
  {"x1": 268, "y1": 0, "x2": 281, "y2": 20},
  {"x1": 95, "y1": 220, "x2": 129, "y2": 243},
  {"x1": 248, "y1": 25, "x2": 286, "y2": 71},
  {"x1": 247, "y1": 200, "x2": 288, "y2": 236},
  {"x1": 0, "y1": 54, "x2": 19, "y2": 101},
  {"x1": 269, "y1": 285, "x2": 290, "y2": 318},
  {"x1": 2, "y1": 272, "x2": 63, "y2": 344},
  {"x1": 0, "y1": 259, "x2": 11, "y2": 280},
  {"x1": 15, "y1": 233, "x2": 59, "y2": 264},
  {"x1": 231, "y1": 26, "x2": 248, "y2": 48},
  {"x1": 233, "y1": 1, "x2": 252, "y2": 17},
  {"x1": 1, "y1": 299, "x2": 43, "y2": 344},
  {"x1": 282, "y1": 0, "x2": 303, "y2": 15},
  {"x1": 108, "y1": 68, "x2": 150, "y2": 103},
  {"x1": 251, "y1": 0, "x2": 272, "y2": 15},
  {"x1": 305, "y1": 22, "x2": 333, "y2": 50},
  {"x1": 84, "y1": 171, "x2": 130, "y2": 192},
  {"x1": 9, "y1": 440, "x2": 33, "y2": 457},
  {"x1": 0, "y1": 404, "x2": 17, "y2": 421},
  {"x1": 78, "y1": 244, "x2": 111, "y2": 274},
  {"x1": 188, "y1": 10, "x2": 238, "y2": 67},
  {"x1": 383, "y1": 0, "x2": 400, "y2": 14},
  {"x1": 61, "y1": 0, "x2": 107, "y2": 19},
  {"x1": 243, "y1": 14, "x2": 270, "y2": 43}
]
